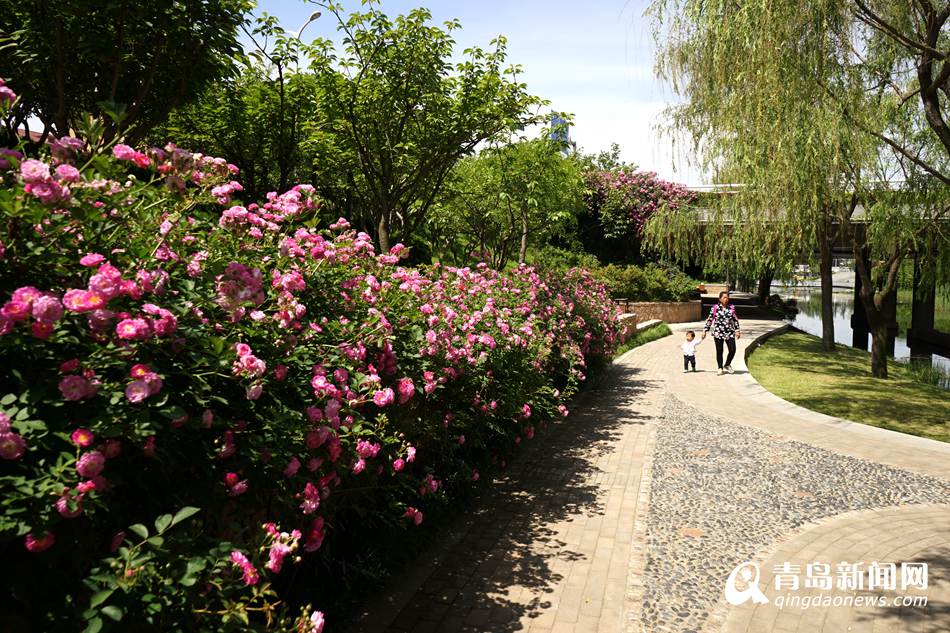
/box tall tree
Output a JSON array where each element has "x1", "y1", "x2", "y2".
[
  {"x1": 308, "y1": 2, "x2": 545, "y2": 253},
  {"x1": 155, "y1": 15, "x2": 326, "y2": 200},
  {"x1": 429, "y1": 132, "x2": 584, "y2": 269},
  {"x1": 0, "y1": 0, "x2": 252, "y2": 147}
]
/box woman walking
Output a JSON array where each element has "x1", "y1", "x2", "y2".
[{"x1": 702, "y1": 290, "x2": 741, "y2": 375}]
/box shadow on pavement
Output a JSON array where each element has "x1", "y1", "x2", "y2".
[
  {"x1": 347, "y1": 363, "x2": 658, "y2": 632},
  {"x1": 852, "y1": 545, "x2": 950, "y2": 633}
]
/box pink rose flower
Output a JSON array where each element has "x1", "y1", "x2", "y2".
[
  {"x1": 76, "y1": 450, "x2": 106, "y2": 478},
  {"x1": 58, "y1": 375, "x2": 96, "y2": 401},
  {"x1": 284, "y1": 457, "x2": 301, "y2": 477},
  {"x1": 396, "y1": 377, "x2": 415, "y2": 404},
  {"x1": 372, "y1": 387, "x2": 394, "y2": 407},
  {"x1": 24, "y1": 532, "x2": 55, "y2": 553},
  {"x1": 229, "y1": 550, "x2": 260, "y2": 585},
  {"x1": 115, "y1": 318, "x2": 151, "y2": 340},
  {"x1": 70, "y1": 428, "x2": 95, "y2": 447},
  {"x1": 125, "y1": 380, "x2": 151, "y2": 403},
  {"x1": 55, "y1": 163, "x2": 81, "y2": 183},
  {"x1": 31, "y1": 294, "x2": 63, "y2": 323},
  {"x1": 301, "y1": 610, "x2": 325, "y2": 633},
  {"x1": 0, "y1": 431, "x2": 26, "y2": 460},
  {"x1": 20, "y1": 159, "x2": 50, "y2": 183},
  {"x1": 403, "y1": 506, "x2": 424, "y2": 526},
  {"x1": 78, "y1": 253, "x2": 103, "y2": 268}
]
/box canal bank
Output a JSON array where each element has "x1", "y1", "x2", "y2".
[{"x1": 770, "y1": 279, "x2": 950, "y2": 380}]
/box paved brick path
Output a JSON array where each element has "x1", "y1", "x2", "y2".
[{"x1": 348, "y1": 320, "x2": 950, "y2": 633}]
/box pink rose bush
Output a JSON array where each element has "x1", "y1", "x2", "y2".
[{"x1": 0, "y1": 119, "x2": 617, "y2": 629}]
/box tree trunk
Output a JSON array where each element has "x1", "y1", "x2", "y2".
[
  {"x1": 757, "y1": 269, "x2": 773, "y2": 305},
  {"x1": 818, "y1": 227, "x2": 835, "y2": 352},
  {"x1": 518, "y1": 212, "x2": 528, "y2": 265},
  {"x1": 377, "y1": 215, "x2": 391, "y2": 254},
  {"x1": 869, "y1": 317, "x2": 889, "y2": 378}
]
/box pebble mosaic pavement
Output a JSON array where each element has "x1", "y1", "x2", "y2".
[{"x1": 641, "y1": 395, "x2": 950, "y2": 633}]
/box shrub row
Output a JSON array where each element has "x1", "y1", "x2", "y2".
[
  {"x1": 0, "y1": 102, "x2": 619, "y2": 632},
  {"x1": 532, "y1": 248, "x2": 698, "y2": 303}
]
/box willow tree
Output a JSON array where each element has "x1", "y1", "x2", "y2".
[
  {"x1": 645, "y1": 0, "x2": 868, "y2": 352},
  {"x1": 646, "y1": 0, "x2": 950, "y2": 377}
]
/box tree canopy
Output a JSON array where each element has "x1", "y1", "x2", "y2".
[
  {"x1": 308, "y1": 2, "x2": 546, "y2": 252},
  {"x1": 429, "y1": 133, "x2": 584, "y2": 268},
  {"x1": 0, "y1": 0, "x2": 253, "y2": 146}
]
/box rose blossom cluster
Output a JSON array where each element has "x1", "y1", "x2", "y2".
[
  {"x1": 0, "y1": 286, "x2": 64, "y2": 338},
  {"x1": 20, "y1": 158, "x2": 74, "y2": 205}
]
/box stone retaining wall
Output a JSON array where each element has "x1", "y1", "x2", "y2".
[
  {"x1": 616, "y1": 313, "x2": 639, "y2": 343},
  {"x1": 618, "y1": 301, "x2": 701, "y2": 324}
]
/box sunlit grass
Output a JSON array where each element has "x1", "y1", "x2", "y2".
[
  {"x1": 614, "y1": 323, "x2": 672, "y2": 358},
  {"x1": 748, "y1": 331, "x2": 949, "y2": 443}
]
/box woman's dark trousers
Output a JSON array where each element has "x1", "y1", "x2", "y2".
[{"x1": 714, "y1": 337, "x2": 736, "y2": 368}]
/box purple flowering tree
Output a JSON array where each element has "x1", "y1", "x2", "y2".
[{"x1": 579, "y1": 168, "x2": 695, "y2": 263}]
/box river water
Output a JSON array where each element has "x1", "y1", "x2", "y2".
[{"x1": 771, "y1": 283, "x2": 950, "y2": 382}]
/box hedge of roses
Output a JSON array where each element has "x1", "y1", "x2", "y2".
[{"x1": 0, "y1": 81, "x2": 619, "y2": 632}]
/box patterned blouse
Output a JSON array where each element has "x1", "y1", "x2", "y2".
[{"x1": 703, "y1": 303, "x2": 740, "y2": 339}]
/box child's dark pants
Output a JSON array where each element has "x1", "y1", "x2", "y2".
[{"x1": 683, "y1": 355, "x2": 695, "y2": 371}]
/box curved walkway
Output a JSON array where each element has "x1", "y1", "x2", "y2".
[{"x1": 346, "y1": 319, "x2": 950, "y2": 633}]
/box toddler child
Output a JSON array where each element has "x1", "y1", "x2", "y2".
[{"x1": 680, "y1": 330, "x2": 701, "y2": 372}]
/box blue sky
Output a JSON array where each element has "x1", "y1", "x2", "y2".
[{"x1": 253, "y1": 0, "x2": 702, "y2": 184}]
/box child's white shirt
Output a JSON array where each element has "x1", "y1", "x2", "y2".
[{"x1": 680, "y1": 339, "x2": 701, "y2": 356}]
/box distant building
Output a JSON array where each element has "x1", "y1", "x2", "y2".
[{"x1": 549, "y1": 114, "x2": 570, "y2": 147}]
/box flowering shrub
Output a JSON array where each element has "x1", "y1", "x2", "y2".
[
  {"x1": 584, "y1": 168, "x2": 695, "y2": 239},
  {"x1": 0, "y1": 81, "x2": 618, "y2": 632}
]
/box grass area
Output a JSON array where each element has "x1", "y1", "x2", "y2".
[
  {"x1": 614, "y1": 323, "x2": 672, "y2": 358},
  {"x1": 748, "y1": 331, "x2": 950, "y2": 442}
]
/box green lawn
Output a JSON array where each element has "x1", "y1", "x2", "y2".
[
  {"x1": 748, "y1": 331, "x2": 950, "y2": 442},
  {"x1": 614, "y1": 323, "x2": 672, "y2": 358}
]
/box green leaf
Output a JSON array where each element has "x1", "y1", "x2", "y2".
[
  {"x1": 154, "y1": 514, "x2": 172, "y2": 533},
  {"x1": 0, "y1": 394, "x2": 16, "y2": 405},
  {"x1": 82, "y1": 617, "x2": 103, "y2": 633},
  {"x1": 100, "y1": 605, "x2": 124, "y2": 622},
  {"x1": 89, "y1": 589, "x2": 114, "y2": 608},
  {"x1": 146, "y1": 536, "x2": 165, "y2": 548},
  {"x1": 170, "y1": 506, "x2": 201, "y2": 527},
  {"x1": 128, "y1": 523, "x2": 148, "y2": 540}
]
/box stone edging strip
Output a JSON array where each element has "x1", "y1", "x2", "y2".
[
  {"x1": 738, "y1": 324, "x2": 950, "y2": 459},
  {"x1": 741, "y1": 322, "x2": 791, "y2": 362},
  {"x1": 623, "y1": 422, "x2": 658, "y2": 633}
]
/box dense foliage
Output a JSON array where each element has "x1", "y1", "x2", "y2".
[
  {"x1": 530, "y1": 248, "x2": 698, "y2": 303},
  {"x1": 430, "y1": 134, "x2": 584, "y2": 268},
  {"x1": 595, "y1": 264, "x2": 697, "y2": 302},
  {"x1": 0, "y1": 0, "x2": 252, "y2": 146},
  {"x1": 0, "y1": 82, "x2": 619, "y2": 631}
]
